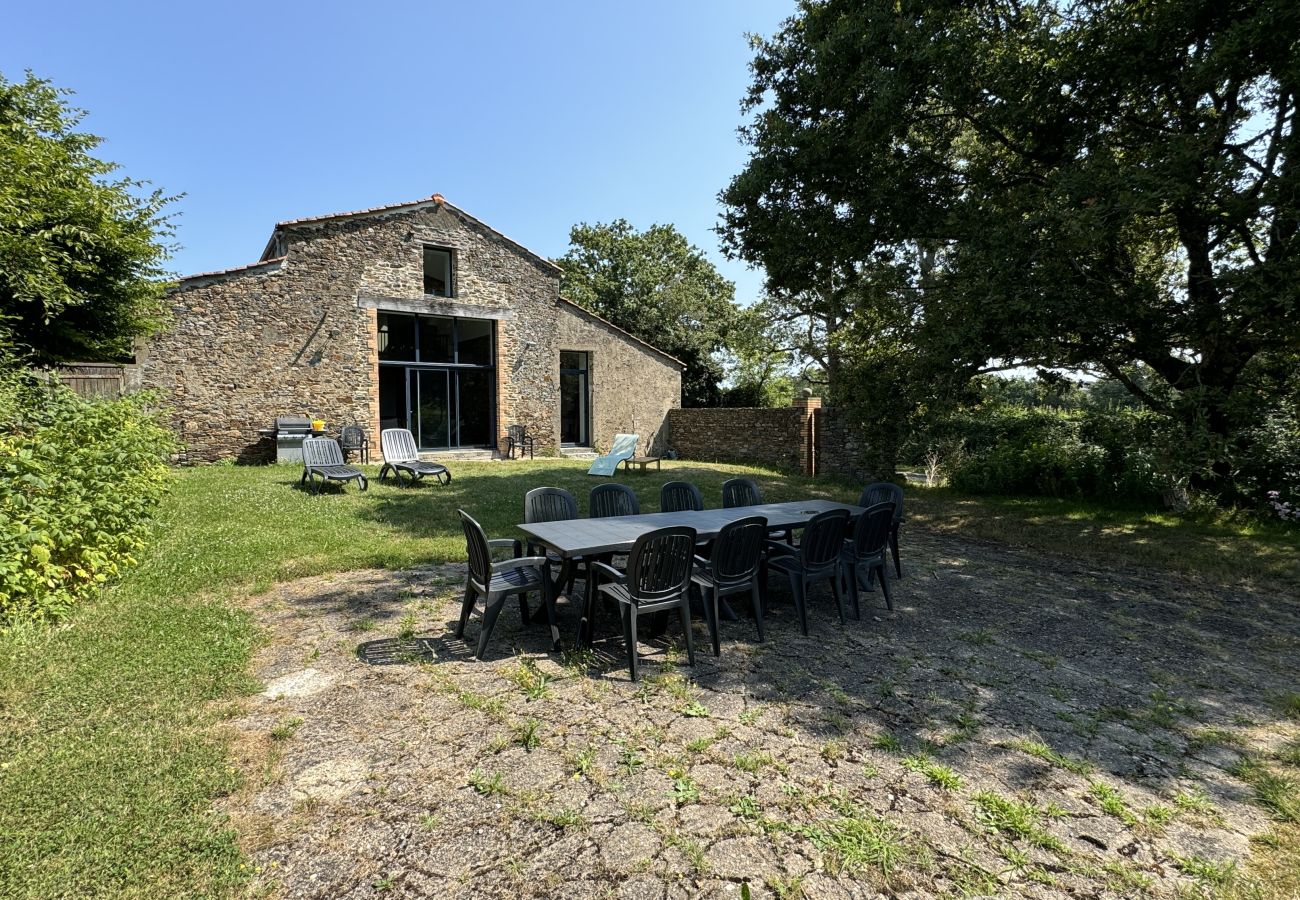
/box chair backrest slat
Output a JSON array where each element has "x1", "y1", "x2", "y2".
[
  {"x1": 303, "y1": 436, "x2": 345, "y2": 467},
  {"x1": 457, "y1": 509, "x2": 493, "y2": 591},
  {"x1": 858, "y1": 482, "x2": 904, "y2": 523},
  {"x1": 626, "y1": 526, "x2": 696, "y2": 604},
  {"x1": 660, "y1": 481, "x2": 704, "y2": 513},
  {"x1": 848, "y1": 501, "x2": 895, "y2": 560},
  {"x1": 524, "y1": 487, "x2": 578, "y2": 524},
  {"x1": 799, "y1": 509, "x2": 850, "y2": 571},
  {"x1": 590, "y1": 483, "x2": 640, "y2": 518},
  {"x1": 381, "y1": 428, "x2": 420, "y2": 464},
  {"x1": 710, "y1": 515, "x2": 768, "y2": 587},
  {"x1": 721, "y1": 478, "x2": 762, "y2": 509}
]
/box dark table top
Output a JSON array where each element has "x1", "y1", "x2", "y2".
[{"x1": 517, "y1": 499, "x2": 865, "y2": 557}]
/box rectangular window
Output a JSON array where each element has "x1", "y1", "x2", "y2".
[
  {"x1": 423, "y1": 247, "x2": 453, "y2": 297},
  {"x1": 377, "y1": 312, "x2": 416, "y2": 361},
  {"x1": 418, "y1": 316, "x2": 454, "y2": 363}
]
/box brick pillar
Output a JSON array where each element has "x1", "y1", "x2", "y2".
[{"x1": 791, "y1": 395, "x2": 821, "y2": 476}]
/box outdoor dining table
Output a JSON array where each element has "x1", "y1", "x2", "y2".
[{"x1": 517, "y1": 499, "x2": 867, "y2": 647}]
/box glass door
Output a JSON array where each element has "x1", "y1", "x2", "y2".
[
  {"x1": 410, "y1": 369, "x2": 450, "y2": 450},
  {"x1": 559, "y1": 351, "x2": 590, "y2": 446}
]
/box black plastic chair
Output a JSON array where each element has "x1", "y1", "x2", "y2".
[
  {"x1": 766, "y1": 508, "x2": 850, "y2": 636},
  {"x1": 505, "y1": 424, "x2": 535, "y2": 460},
  {"x1": 456, "y1": 510, "x2": 555, "y2": 658},
  {"x1": 692, "y1": 516, "x2": 768, "y2": 655},
  {"x1": 590, "y1": 526, "x2": 697, "y2": 681},
  {"x1": 660, "y1": 481, "x2": 704, "y2": 513},
  {"x1": 590, "y1": 483, "x2": 640, "y2": 518},
  {"x1": 840, "y1": 501, "x2": 896, "y2": 616},
  {"x1": 859, "y1": 482, "x2": 905, "y2": 579},
  {"x1": 524, "y1": 487, "x2": 585, "y2": 597},
  {"x1": 339, "y1": 424, "x2": 370, "y2": 464},
  {"x1": 721, "y1": 478, "x2": 761, "y2": 508},
  {"x1": 723, "y1": 477, "x2": 792, "y2": 543}
]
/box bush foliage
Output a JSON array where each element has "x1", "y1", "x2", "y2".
[
  {"x1": 0, "y1": 364, "x2": 174, "y2": 624},
  {"x1": 915, "y1": 404, "x2": 1167, "y2": 502}
]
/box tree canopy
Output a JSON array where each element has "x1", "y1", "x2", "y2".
[
  {"x1": 557, "y1": 220, "x2": 738, "y2": 407},
  {"x1": 721, "y1": 0, "x2": 1300, "y2": 491},
  {"x1": 0, "y1": 71, "x2": 176, "y2": 363}
]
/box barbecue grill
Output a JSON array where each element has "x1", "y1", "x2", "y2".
[{"x1": 258, "y1": 416, "x2": 314, "y2": 463}]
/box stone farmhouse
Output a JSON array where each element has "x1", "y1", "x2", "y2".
[{"x1": 137, "y1": 194, "x2": 683, "y2": 463}]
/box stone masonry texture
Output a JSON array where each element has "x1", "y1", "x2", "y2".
[{"x1": 136, "y1": 199, "x2": 681, "y2": 463}]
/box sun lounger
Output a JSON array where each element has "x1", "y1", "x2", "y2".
[
  {"x1": 587, "y1": 433, "x2": 639, "y2": 476},
  {"x1": 301, "y1": 436, "x2": 368, "y2": 494},
  {"x1": 378, "y1": 428, "x2": 452, "y2": 485}
]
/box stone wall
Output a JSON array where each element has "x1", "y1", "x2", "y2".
[
  {"x1": 137, "y1": 199, "x2": 679, "y2": 463},
  {"x1": 556, "y1": 303, "x2": 681, "y2": 455},
  {"x1": 666, "y1": 406, "x2": 805, "y2": 471},
  {"x1": 814, "y1": 406, "x2": 872, "y2": 482},
  {"x1": 667, "y1": 401, "x2": 872, "y2": 481}
]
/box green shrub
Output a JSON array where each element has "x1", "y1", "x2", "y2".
[
  {"x1": 919, "y1": 404, "x2": 1165, "y2": 501},
  {"x1": 0, "y1": 365, "x2": 175, "y2": 624}
]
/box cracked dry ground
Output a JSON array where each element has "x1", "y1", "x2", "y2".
[{"x1": 223, "y1": 527, "x2": 1299, "y2": 899}]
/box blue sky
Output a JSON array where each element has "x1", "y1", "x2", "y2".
[{"x1": 3, "y1": 1, "x2": 796, "y2": 304}]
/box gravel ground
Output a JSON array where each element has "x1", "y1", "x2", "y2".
[{"x1": 222, "y1": 527, "x2": 1299, "y2": 899}]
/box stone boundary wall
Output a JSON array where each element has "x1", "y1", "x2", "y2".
[
  {"x1": 814, "y1": 406, "x2": 872, "y2": 482},
  {"x1": 666, "y1": 407, "x2": 804, "y2": 471},
  {"x1": 669, "y1": 401, "x2": 872, "y2": 481}
]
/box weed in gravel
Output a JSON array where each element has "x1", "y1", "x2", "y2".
[
  {"x1": 620, "y1": 747, "x2": 644, "y2": 776},
  {"x1": 1185, "y1": 726, "x2": 1244, "y2": 750},
  {"x1": 800, "y1": 805, "x2": 907, "y2": 877},
  {"x1": 568, "y1": 747, "x2": 597, "y2": 779},
  {"x1": 733, "y1": 751, "x2": 776, "y2": 773},
  {"x1": 269, "y1": 716, "x2": 304, "y2": 742},
  {"x1": 685, "y1": 735, "x2": 715, "y2": 754},
  {"x1": 738, "y1": 707, "x2": 763, "y2": 726},
  {"x1": 971, "y1": 791, "x2": 1064, "y2": 851},
  {"x1": 821, "y1": 740, "x2": 845, "y2": 762},
  {"x1": 1232, "y1": 757, "x2": 1300, "y2": 823},
  {"x1": 1278, "y1": 738, "x2": 1300, "y2": 767},
  {"x1": 509, "y1": 658, "x2": 552, "y2": 701},
  {"x1": 959, "y1": 628, "x2": 996, "y2": 646},
  {"x1": 514, "y1": 719, "x2": 542, "y2": 752},
  {"x1": 871, "y1": 731, "x2": 903, "y2": 753},
  {"x1": 534, "y1": 806, "x2": 586, "y2": 829},
  {"x1": 1142, "y1": 804, "x2": 1174, "y2": 830},
  {"x1": 455, "y1": 688, "x2": 505, "y2": 717},
  {"x1": 1007, "y1": 737, "x2": 1094, "y2": 775},
  {"x1": 1173, "y1": 788, "x2": 1223, "y2": 823},
  {"x1": 664, "y1": 832, "x2": 708, "y2": 873},
  {"x1": 419, "y1": 813, "x2": 439, "y2": 830},
  {"x1": 560, "y1": 646, "x2": 599, "y2": 674},
  {"x1": 1276, "y1": 692, "x2": 1300, "y2": 720},
  {"x1": 1173, "y1": 854, "x2": 1239, "y2": 889},
  {"x1": 469, "y1": 770, "x2": 507, "y2": 796},
  {"x1": 900, "y1": 753, "x2": 962, "y2": 790},
  {"x1": 764, "y1": 874, "x2": 805, "y2": 899},
  {"x1": 681, "y1": 700, "x2": 709, "y2": 718},
  {"x1": 397, "y1": 612, "x2": 417, "y2": 641},
  {"x1": 729, "y1": 794, "x2": 762, "y2": 820},
  {"x1": 351, "y1": 617, "x2": 378, "y2": 632},
  {"x1": 670, "y1": 773, "x2": 700, "y2": 806},
  {"x1": 1089, "y1": 782, "x2": 1138, "y2": 827}
]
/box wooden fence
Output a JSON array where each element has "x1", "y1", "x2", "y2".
[{"x1": 53, "y1": 363, "x2": 127, "y2": 399}]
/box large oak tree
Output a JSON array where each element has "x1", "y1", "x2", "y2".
[{"x1": 721, "y1": 0, "x2": 1300, "y2": 488}]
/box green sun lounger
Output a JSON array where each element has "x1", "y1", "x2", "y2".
[{"x1": 587, "y1": 433, "x2": 639, "y2": 476}]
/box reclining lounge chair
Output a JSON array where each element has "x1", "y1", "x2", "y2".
[
  {"x1": 587, "y1": 433, "x2": 639, "y2": 477},
  {"x1": 379, "y1": 428, "x2": 452, "y2": 485},
  {"x1": 301, "y1": 436, "x2": 368, "y2": 494}
]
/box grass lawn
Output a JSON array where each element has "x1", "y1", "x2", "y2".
[{"x1": 0, "y1": 458, "x2": 1295, "y2": 897}]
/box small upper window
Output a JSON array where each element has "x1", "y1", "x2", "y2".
[{"x1": 423, "y1": 247, "x2": 453, "y2": 297}]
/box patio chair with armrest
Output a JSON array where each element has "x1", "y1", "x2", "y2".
[
  {"x1": 379, "y1": 428, "x2": 451, "y2": 485},
  {"x1": 339, "y1": 424, "x2": 370, "y2": 464},
  {"x1": 589, "y1": 525, "x2": 697, "y2": 681},
  {"x1": 858, "y1": 481, "x2": 905, "y2": 579},
  {"x1": 722, "y1": 477, "x2": 792, "y2": 543},
  {"x1": 660, "y1": 480, "x2": 704, "y2": 513},
  {"x1": 589, "y1": 483, "x2": 640, "y2": 518},
  {"x1": 840, "y1": 501, "x2": 896, "y2": 616},
  {"x1": 765, "y1": 508, "x2": 850, "y2": 636},
  {"x1": 524, "y1": 487, "x2": 587, "y2": 600},
  {"x1": 456, "y1": 509, "x2": 557, "y2": 658},
  {"x1": 691, "y1": 515, "x2": 768, "y2": 655},
  {"x1": 505, "y1": 424, "x2": 536, "y2": 460},
  {"x1": 301, "y1": 436, "x2": 368, "y2": 494},
  {"x1": 587, "y1": 433, "x2": 640, "y2": 476}
]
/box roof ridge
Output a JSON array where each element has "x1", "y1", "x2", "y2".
[{"x1": 176, "y1": 256, "x2": 286, "y2": 285}]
